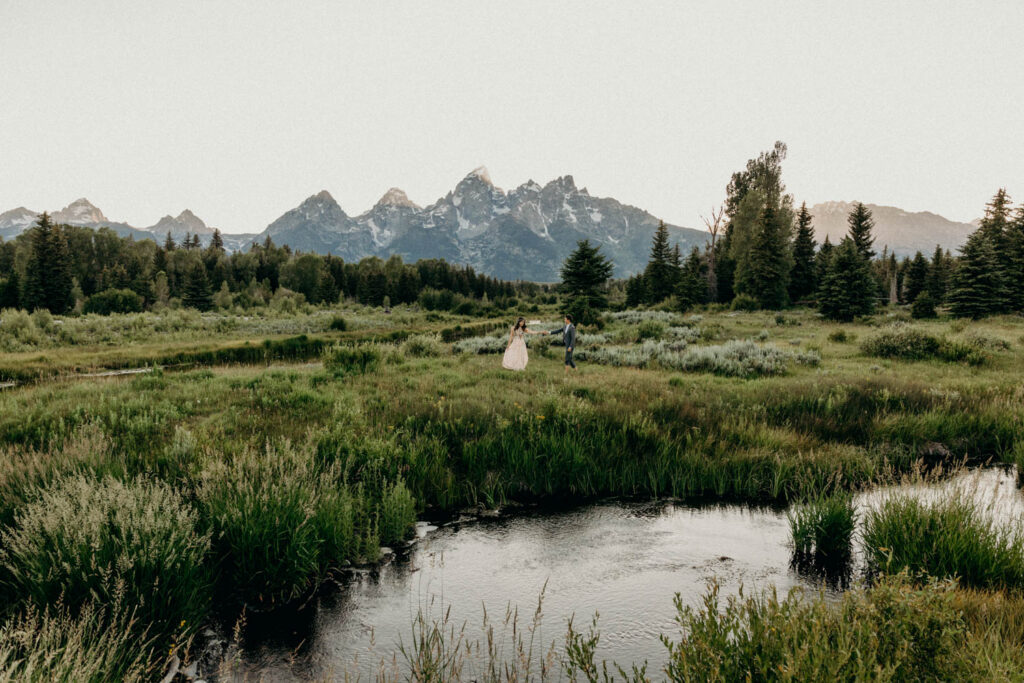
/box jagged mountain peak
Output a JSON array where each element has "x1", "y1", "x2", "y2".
[
  {"x1": 53, "y1": 198, "x2": 107, "y2": 225},
  {"x1": 305, "y1": 190, "x2": 337, "y2": 204},
  {"x1": 376, "y1": 187, "x2": 419, "y2": 209},
  {"x1": 467, "y1": 166, "x2": 493, "y2": 185}
]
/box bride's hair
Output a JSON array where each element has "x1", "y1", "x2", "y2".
[{"x1": 514, "y1": 317, "x2": 526, "y2": 330}]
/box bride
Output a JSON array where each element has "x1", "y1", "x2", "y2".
[{"x1": 502, "y1": 317, "x2": 545, "y2": 371}]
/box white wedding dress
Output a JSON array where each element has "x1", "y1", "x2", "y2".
[{"x1": 502, "y1": 327, "x2": 529, "y2": 371}]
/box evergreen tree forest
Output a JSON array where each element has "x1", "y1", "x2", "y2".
[
  {"x1": 0, "y1": 217, "x2": 545, "y2": 316},
  {"x1": 625, "y1": 142, "x2": 1024, "y2": 322}
]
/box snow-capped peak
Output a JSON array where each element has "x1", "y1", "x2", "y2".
[{"x1": 376, "y1": 187, "x2": 419, "y2": 209}]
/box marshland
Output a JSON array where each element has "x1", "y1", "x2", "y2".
[{"x1": 4, "y1": 296, "x2": 1024, "y2": 680}]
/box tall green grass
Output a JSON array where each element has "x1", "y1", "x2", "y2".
[
  {"x1": 863, "y1": 493, "x2": 1024, "y2": 590},
  {"x1": 0, "y1": 475, "x2": 211, "y2": 637},
  {"x1": 662, "y1": 575, "x2": 975, "y2": 681},
  {"x1": 788, "y1": 489, "x2": 856, "y2": 565}
]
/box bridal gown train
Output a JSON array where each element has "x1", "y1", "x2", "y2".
[{"x1": 502, "y1": 328, "x2": 529, "y2": 370}]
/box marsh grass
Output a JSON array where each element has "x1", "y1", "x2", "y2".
[
  {"x1": 662, "y1": 574, "x2": 975, "y2": 682},
  {"x1": 788, "y1": 489, "x2": 857, "y2": 565},
  {"x1": 323, "y1": 343, "x2": 382, "y2": 376},
  {"x1": 862, "y1": 491, "x2": 1024, "y2": 590},
  {"x1": 0, "y1": 600, "x2": 160, "y2": 683},
  {"x1": 0, "y1": 474, "x2": 211, "y2": 638}
]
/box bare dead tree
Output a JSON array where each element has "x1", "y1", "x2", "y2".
[{"x1": 701, "y1": 205, "x2": 724, "y2": 303}]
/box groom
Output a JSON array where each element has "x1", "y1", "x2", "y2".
[{"x1": 548, "y1": 314, "x2": 577, "y2": 375}]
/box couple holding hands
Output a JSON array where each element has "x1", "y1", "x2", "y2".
[{"x1": 502, "y1": 314, "x2": 577, "y2": 374}]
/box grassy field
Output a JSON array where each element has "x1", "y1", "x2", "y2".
[{"x1": 3, "y1": 303, "x2": 1024, "y2": 679}]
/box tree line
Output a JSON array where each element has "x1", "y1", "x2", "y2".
[
  {"x1": 0, "y1": 214, "x2": 544, "y2": 315},
  {"x1": 617, "y1": 142, "x2": 1024, "y2": 321}
]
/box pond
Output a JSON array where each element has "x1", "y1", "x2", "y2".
[{"x1": 238, "y1": 467, "x2": 1023, "y2": 680}]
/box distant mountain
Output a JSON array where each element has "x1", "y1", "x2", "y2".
[
  {"x1": 808, "y1": 201, "x2": 975, "y2": 258},
  {"x1": 1, "y1": 185, "x2": 984, "y2": 281},
  {"x1": 147, "y1": 209, "x2": 216, "y2": 238},
  {"x1": 0, "y1": 200, "x2": 258, "y2": 250},
  {"x1": 260, "y1": 168, "x2": 708, "y2": 280}
]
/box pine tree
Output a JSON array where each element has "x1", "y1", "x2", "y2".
[
  {"x1": 847, "y1": 202, "x2": 876, "y2": 261},
  {"x1": 0, "y1": 268, "x2": 20, "y2": 309},
  {"x1": 643, "y1": 221, "x2": 677, "y2": 303},
  {"x1": 624, "y1": 274, "x2": 648, "y2": 308},
  {"x1": 925, "y1": 245, "x2": 948, "y2": 304},
  {"x1": 948, "y1": 230, "x2": 1007, "y2": 319},
  {"x1": 814, "y1": 235, "x2": 834, "y2": 296},
  {"x1": 182, "y1": 261, "x2": 214, "y2": 311},
  {"x1": 903, "y1": 251, "x2": 929, "y2": 304},
  {"x1": 788, "y1": 202, "x2": 817, "y2": 301},
  {"x1": 210, "y1": 228, "x2": 224, "y2": 251},
  {"x1": 21, "y1": 213, "x2": 73, "y2": 313},
  {"x1": 560, "y1": 240, "x2": 614, "y2": 324},
  {"x1": 164, "y1": 231, "x2": 176, "y2": 251},
  {"x1": 735, "y1": 204, "x2": 789, "y2": 309},
  {"x1": 676, "y1": 247, "x2": 707, "y2": 312},
  {"x1": 818, "y1": 237, "x2": 876, "y2": 321}
]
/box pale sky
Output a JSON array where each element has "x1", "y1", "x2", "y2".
[{"x1": 2, "y1": 0, "x2": 1022, "y2": 233}]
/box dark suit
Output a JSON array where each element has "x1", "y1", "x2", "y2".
[{"x1": 551, "y1": 323, "x2": 577, "y2": 368}]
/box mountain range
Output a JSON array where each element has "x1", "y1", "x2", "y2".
[{"x1": 0, "y1": 170, "x2": 980, "y2": 281}]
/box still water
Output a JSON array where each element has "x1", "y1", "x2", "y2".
[{"x1": 240, "y1": 468, "x2": 1022, "y2": 680}]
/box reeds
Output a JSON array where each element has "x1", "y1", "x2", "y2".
[{"x1": 863, "y1": 492, "x2": 1024, "y2": 590}]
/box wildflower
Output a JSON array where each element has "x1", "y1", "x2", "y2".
[{"x1": 536, "y1": 415, "x2": 545, "y2": 420}]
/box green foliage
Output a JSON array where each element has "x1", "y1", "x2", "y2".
[
  {"x1": 636, "y1": 320, "x2": 666, "y2": 341},
  {"x1": 0, "y1": 475, "x2": 211, "y2": 637},
  {"x1": 788, "y1": 490, "x2": 856, "y2": 563},
  {"x1": 662, "y1": 575, "x2": 973, "y2": 682},
  {"x1": 862, "y1": 327, "x2": 988, "y2": 365},
  {"x1": 323, "y1": 343, "x2": 382, "y2": 376},
  {"x1": 863, "y1": 493, "x2": 1024, "y2": 590},
  {"x1": 788, "y1": 202, "x2": 817, "y2": 301},
  {"x1": 949, "y1": 229, "x2": 1008, "y2": 319},
  {"x1": 197, "y1": 443, "x2": 386, "y2": 607},
  {"x1": 734, "y1": 203, "x2": 790, "y2": 309},
  {"x1": 560, "y1": 240, "x2": 614, "y2": 325},
  {"x1": 818, "y1": 237, "x2": 876, "y2": 321},
  {"x1": 729, "y1": 293, "x2": 759, "y2": 311},
  {"x1": 675, "y1": 247, "x2": 707, "y2": 312},
  {"x1": 827, "y1": 329, "x2": 854, "y2": 343},
  {"x1": 400, "y1": 333, "x2": 446, "y2": 358},
  {"x1": 847, "y1": 201, "x2": 876, "y2": 261},
  {"x1": 182, "y1": 260, "x2": 213, "y2": 311},
  {"x1": 328, "y1": 315, "x2": 347, "y2": 331},
  {"x1": 904, "y1": 251, "x2": 930, "y2": 303},
  {"x1": 642, "y1": 221, "x2": 679, "y2": 303},
  {"x1": 911, "y1": 292, "x2": 938, "y2": 319},
  {"x1": 82, "y1": 288, "x2": 144, "y2": 315},
  {"x1": 21, "y1": 214, "x2": 73, "y2": 315}
]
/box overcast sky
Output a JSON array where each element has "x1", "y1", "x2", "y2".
[{"x1": 2, "y1": 0, "x2": 1022, "y2": 233}]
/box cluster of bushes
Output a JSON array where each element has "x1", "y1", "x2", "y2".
[
  {"x1": 862, "y1": 327, "x2": 989, "y2": 365},
  {"x1": 323, "y1": 343, "x2": 383, "y2": 376},
  {"x1": 660, "y1": 339, "x2": 820, "y2": 378},
  {"x1": 82, "y1": 288, "x2": 144, "y2": 315}
]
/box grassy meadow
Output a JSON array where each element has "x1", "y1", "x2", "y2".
[{"x1": 4, "y1": 302, "x2": 1024, "y2": 679}]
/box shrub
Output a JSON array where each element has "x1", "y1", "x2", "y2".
[
  {"x1": 400, "y1": 334, "x2": 446, "y2": 358},
  {"x1": 452, "y1": 334, "x2": 507, "y2": 355},
  {"x1": 862, "y1": 327, "x2": 988, "y2": 365},
  {"x1": 608, "y1": 310, "x2": 684, "y2": 325},
  {"x1": 828, "y1": 329, "x2": 854, "y2": 343},
  {"x1": 863, "y1": 493, "x2": 1024, "y2": 590},
  {"x1": 663, "y1": 574, "x2": 972, "y2": 681},
  {"x1": 730, "y1": 293, "x2": 760, "y2": 311},
  {"x1": 323, "y1": 343, "x2": 382, "y2": 376},
  {"x1": 0, "y1": 475, "x2": 211, "y2": 637},
  {"x1": 788, "y1": 490, "x2": 856, "y2": 564},
  {"x1": 659, "y1": 340, "x2": 820, "y2": 378},
  {"x1": 379, "y1": 479, "x2": 416, "y2": 546},
  {"x1": 328, "y1": 315, "x2": 348, "y2": 331},
  {"x1": 636, "y1": 320, "x2": 666, "y2": 341},
  {"x1": 911, "y1": 293, "x2": 937, "y2": 319}
]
